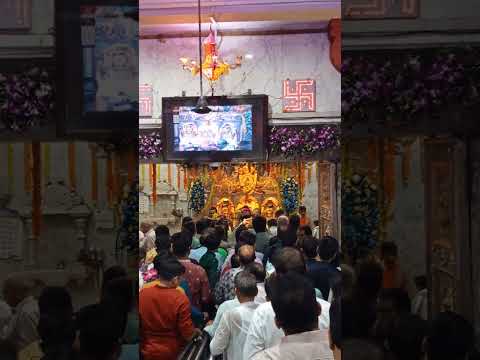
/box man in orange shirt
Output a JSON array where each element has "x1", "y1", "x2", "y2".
[
  {"x1": 299, "y1": 206, "x2": 312, "y2": 227},
  {"x1": 140, "y1": 253, "x2": 201, "y2": 360},
  {"x1": 381, "y1": 242, "x2": 407, "y2": 290}
]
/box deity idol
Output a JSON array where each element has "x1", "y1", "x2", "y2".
[
  {"x1": 219, "y1": 123, "x2": 238, "y2": 150},
  {"x1": 261, "y1": 197, "x2": 280, "y2": 220},
  {"x1": 179, "y1": 122, "x2": 199, "y2": 150},
  {"x1": 197, "y1": 115, "x2": 219, "y2": 149},
  {"x1": 96, "y1": 44, "x2": 137, "y2": 111},
  {"x1": 216, "y1": 198, "x2": 235, "y2": 222}
]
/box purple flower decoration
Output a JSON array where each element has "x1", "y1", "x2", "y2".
[
  {"x1": 139, "y1": 132, "x2": 162, "y2": 160},
  {"x1": 0, "y1": 67, "x2": 54, "y2": 131},
  {"x1": 269, "y1": 126, "x2": 339, "y2": 159}
]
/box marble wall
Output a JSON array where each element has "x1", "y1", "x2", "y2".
[
  {"x1": 386, "y1": 139, "x2": 426, "y2": 292},
  {"x1": 0, "y1": 142, "x2": 125, "y2": 295},
  {"x1": 140, "y1": 32, "x2": 340, "y2": 119}
]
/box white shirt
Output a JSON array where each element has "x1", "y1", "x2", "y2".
[
  {"x1": 255, "y1": 283, "x2": 267, "y2": 304},
  {"x1": 243, "y1": 298, "x2": 330, "y2": 360},
  {"x1": 1, "y1": 296, "x2": 39, "y2": 351},
  {"x1": 205, "y1": 298, "x2": 240, "y2": 337},
  {"x1": 210, "y1": 301, "x2": 259, "y2": 360},
  {"x1": 251, "y1": 329, "x2": 334, "y2": 360}
]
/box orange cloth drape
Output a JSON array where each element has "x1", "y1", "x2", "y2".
[
  {"x1": 177, "y1": 166, "x2": 181, "y2": 191},
  {"x1": 24, "y1": 143, "x2": 32, "y2": 193},
  {"x1": 68, "y1": 142, "x2": 76, "y2": 190},
  {"x1": 328, "y1": 19, "x2": 341, "y2": 72},
  {"x1": 184, "y1": 167, "x2": 188, "y2": 192},
  {"x1": 32, "y1": 143, "x2": 41, "y2": 238},
  {"x1": 107, "y1": 156, "x2": 113, "y2": 206}
]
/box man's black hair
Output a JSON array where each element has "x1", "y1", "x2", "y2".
[
  {"x1": 299, "y1": 205, "x2": 306, "y2": 212},
  {"x1": 230, "y1": 254, "x2": 240, "y2": 269},
  {"x1": 274, "y1": 209, "x2": 285, "y2": 218},
  {"x1": 235, "y1": 224, "x2": 247, "y2": 243},
  {"x1": 388, "y1": 314, "x2": 427, "y2": 360},
  {"x1": 182, "y1": 219, "x2": 195, "y2": 236},
  {"x1": 38, "y1": 287, "x2": 76, "y2": 351},
  {"x1": 201, "y1": 227, "x2": 221, "y2": 251},
  {"x1": 238, "y1": 230, "x2": 256, "y2": 246},
  {"x1": 78, "y1": 303, "x2": 124, "y2": 360},
  {"x1": 153, "y1": 253, "x2": 186, "y2": 281},
  {"x1": 298, "y1": 225, "x2": 312, "y2": 236},
  {"x1": 252, "y1": 215, "x2": 267, "y2": 233},
  {"x1": 172, "y1": 232, "x2": 192, "y2": 257},
  {"x1": 427, "y1": 311, "x2": 475, "y2": 360},
  {"x1": 214, "y1": 224, "x2": 227, "y2": 243},
  {"x1": 245, "y1": 262, "x2": 266, "y2": 283},
  {"x1": 196, "y1": 218, "x2": 210, "y2": 235},
  {"x1": 313, "y1": 220, "x2": 319, "y2": 227},
  {"x1": 414, "y1": 275, "x2": 427, "y2": 290},
  {"x1": 318, "y1": 236, "x2": 339, "y2": 261},
  {"x1": 288, "y1": 214, "x2": 300, "y2": 230},
  {"x1": 155, "y1": 233, "x2": 172, "y2": 253},
  {"x1": 102, "y1": 277, "x2": 134, "y2": 317},
  {"x1": 267, "y1": 218, "x2": 277, "y2": 228},
  {"x1": 155, "y1": 224, "x2": 170, "y2": 237},
  {"x1": 101, "y1": 266, "x2": 127, "y2": 294},
  {"x1": 356, "y1": 260, "x2": 383, "y2": 299},
  {"x1": 269, "y1": 272, "x2": 318, "y2": 334},
  {"x1": 301, "y1": 236, "x2": 318, "y2": 259}
]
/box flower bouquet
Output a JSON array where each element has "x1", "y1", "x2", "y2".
[
  {"x1": 189, "y1": 179, "x2": 205, "y2": 214},
  {"x1": 341, "y1": 174, "x2": 380, "y2": 258},
  {"x1": 281, "y1": 177, "x2": 299, "y2": 214}
]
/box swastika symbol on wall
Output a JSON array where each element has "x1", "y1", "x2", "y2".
[
  {"x1": 139, "y1": 84, "x2": 153, "y2": 117},
  {"x1": 282, "y1": 79, "x2": 316, "y2": 113}
]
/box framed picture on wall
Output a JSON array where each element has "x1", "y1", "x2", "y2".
[
  {"x1": 56, "y1": 0, "x2": 138, "y2": 138},
  {"x1": 0, "y1": 0, "x2": 32, "y2": 32}
]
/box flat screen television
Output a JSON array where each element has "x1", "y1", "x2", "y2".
[
  {"x1": 162, "y1": 95, "x2": 268, "y2": 162},
  {"x1": 56, "y1": 0, "x2": 138, "y2": 138}
]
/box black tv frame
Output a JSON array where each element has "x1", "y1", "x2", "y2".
[
  {"x1": 55, "y1": 0, "x2": 138, "y2": 139},
  {"x1": 162, "y1": 95, "x2": 268, "y2": 163}
]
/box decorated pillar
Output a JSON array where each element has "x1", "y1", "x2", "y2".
[{"x1": 328, "y1": 19, "x2": 341, "y2": 72}]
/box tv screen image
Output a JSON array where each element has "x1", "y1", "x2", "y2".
[
  {"x1": 81, "y1": 5, "x2": 138, "y2": 113},
  {"x1": 173, "y1": 105, "x2": 253, "y2": 152}
]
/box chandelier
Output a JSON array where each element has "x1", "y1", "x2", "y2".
[{"x1": 180, "y1": 18, "x2": 243, "y2": 94}]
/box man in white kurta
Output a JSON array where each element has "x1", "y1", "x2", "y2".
[
  {"x1": 210, "y1": 271, "x2": 259, "y2": 360},
  {"x1": 251, "y1": 272, "x2": 334, "y2": 360}
]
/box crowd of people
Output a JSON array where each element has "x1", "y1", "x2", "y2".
[
  {"x1": 340, "y1": 241, "x2": 480, "y2": 360},
  {"x1": 0, "y1": 266, "x2": 138, "y2": 360},
  {"x1": 139, "y1": 207, "x2": 341, "y2": 360}
]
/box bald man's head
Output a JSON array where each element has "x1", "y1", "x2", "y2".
[
  {"x1": 272, "y1": 247, "x2": 306, "y2": 275},
  {"x1": 238, "y1": 245, "x2": 255, "y2": 267}
]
